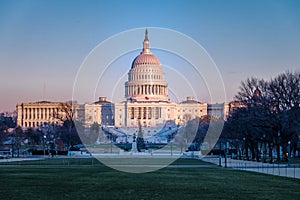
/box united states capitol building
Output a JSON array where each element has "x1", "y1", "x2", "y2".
[
  {"x1": 17, "y1": 30, "x2": 232, "y2": 129},
  {"x1": 114, "y1": 29, "x2": 208, "y2": 128}
]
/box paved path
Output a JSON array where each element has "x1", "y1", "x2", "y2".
[
  {"x1": 201, "y1": 156, "x2": 300, "y2": 179},
  {"x1": 0, "y1": 157, "x2": 44, "y2": 163}
]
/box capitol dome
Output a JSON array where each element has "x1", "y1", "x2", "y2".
[
  {"x1": 125, "y1": 29, "x2": 169, "y2": 102},
  {"x1": 131, "y1": 53, "x2": 161, "y2": 69}
]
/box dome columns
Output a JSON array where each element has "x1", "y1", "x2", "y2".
[{"x1": 127, "y1": 84, "x2": 168, "y2": 97}]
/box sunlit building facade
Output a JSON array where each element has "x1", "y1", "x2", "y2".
[
  {"x1": 16, "y1": 101, "x2": 71, "y2": 128},
  {"x1": 83, "y1": 97, "x2": 114, "y2": 127},
  {"x1": 115, "y1": 30, "x2": 208, "y2": 127}
]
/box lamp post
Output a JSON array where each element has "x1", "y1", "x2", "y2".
[
  {"x1": 288, "y1": 141, "x2": 291, "y2": 167},
  {"x1": 43, "y1": 135, "x2": 46, "y2": 157},
  {"x1": 225, "y1": 140, "x2": 229, "y2": 168},
  {"x1": 219, "y1": 141, "x2": 222, "y2": 167},
  {"x1": 263, "y1": 134, "x2": 266, "y2": 163},
  {"x1": 110, "y1": 134, "x2": 113, "y2": 153},
  {"x1": 171, "y1": 141, "x2": 173, "y2": 156},
  {"x1": 278, "y1": 130, "x2": 282, "y2": 160},
  {"x1": 243, "y1": 137, "x2": 246, "y2": 160}
]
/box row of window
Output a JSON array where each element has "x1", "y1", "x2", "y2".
[
  {"x1": 132, "y1": 68, "x2": 159, "y2": 73},
  {"x1": 130, "y1": 74, "x2": 161, "y2": 81},
  {"x1": 22, "y1": 107, "x2": 59, "y2": 120},
  {"x1": 23, "y1": 121, "x2": 58, "y2": 127},
  {"x1": 128, "y1": 107, "x2": 161, "y2": 120}
]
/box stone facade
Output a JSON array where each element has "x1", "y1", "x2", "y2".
[
  {"x1": 207, "y1": 102, "x2": 230, "y2": 120},
  {"x1": 115, "y1": 30, "x2": 208, "y2": 128},
  {"x1": 83, "y1": 97, "x2": 114, "y2": 127},
  {"x1": 16, "y1": 101, "x2": 73, "y2": 128}
]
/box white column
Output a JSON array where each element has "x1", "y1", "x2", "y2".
[
  {"x1": 139, "y1": 85, "x2": 141, "y2": 95},
  {"x1": 47, "y1": 108, "x2": 50, "y2": 120},
  {"x1": 30, "y1": 108, "x2": 33, "y2": 120}
]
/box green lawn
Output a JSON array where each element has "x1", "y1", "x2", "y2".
[{"x1": 0, "y1": 158, "x2": 299, "y2": 200}]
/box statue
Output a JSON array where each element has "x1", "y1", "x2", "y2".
[
  {"x1": 131, "y1": 133, "x2": 137, "y2": 153},
  {"x1": 136, "y1": 122, "x2": 146, "y2": 152}
]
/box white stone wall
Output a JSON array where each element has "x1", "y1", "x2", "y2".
[{"x1": 84, "y1": 104, "x2": 102, "y2": 127}]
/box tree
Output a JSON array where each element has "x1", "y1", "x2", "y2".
[
  {"x1": 53, "y1": 102, "x2": 82, "y2": 147},
  {"x1": 25, "y1": 128, "x2": 41, "y2": 146},
  {"x1": 268, "y1": 71, "x2": 300, "y2": 159},
  {"x1": 81, "y1": 122, "x2": 100, "y2": 144},
  {"x1": 233, "y1": 78, "x2": 273, "y2": 161},
  {"x1": 11, "y1": 126, "x2": 25, "y2": 157},
  {"x1": 228, "y1": 71, "x2": 300, "y2": 162}
]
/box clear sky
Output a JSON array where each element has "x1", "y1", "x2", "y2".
[{"x1": 0, "y1": 0, "x2": 299, "y2": 112}]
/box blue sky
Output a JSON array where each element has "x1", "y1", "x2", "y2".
[{"x1": 0, "y1": 0, "x2": 300, "y2": 111}]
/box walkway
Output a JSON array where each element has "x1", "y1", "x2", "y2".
[
  {"x1": 0, "y1": 157, "x2": 44, "y2": 163},
  {"x1": 201, "y1": 156, "x2": 300, "y2": 179}
]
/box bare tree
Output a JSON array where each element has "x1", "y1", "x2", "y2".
[
  {"x1": 268, "y1": 71, "x2": 300, "y2": 159},
  {"x1": 229, "y1": 71, "x2": 300, "y2": 162},
  {"x1": 53, "y1": 102, "x2": 82, "y2": 147}
]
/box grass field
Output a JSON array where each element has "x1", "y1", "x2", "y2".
[{"x1": 0, "y1": 158, "x2": 299, "y2": 200}]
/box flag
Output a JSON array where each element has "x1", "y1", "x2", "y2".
[{"x1": 129, "y1": 97, "x2": 136, "y2": 102}]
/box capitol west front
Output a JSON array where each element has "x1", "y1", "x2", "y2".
[{"x1": 115, "y1": 30, "x2": 207, "y2": 128}]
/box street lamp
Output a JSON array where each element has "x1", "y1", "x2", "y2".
[
  {"x1": 263, "y1": 134, "x2": 266, "y2": 163},
  {"x1": 288, "y1": 141, "x2": 291, "y2": 167},
  {"x1": 43, "y1": 135, "x2": 46, "y2": 157},
  {"x1": 219, "y1": 140, "x2": 222, "y2": 167},
  {"x1": 278, "y1": 130, "x2": 282, "y2": 160},
  {"x1": 225, "y1": 140, "x2": 229, "y2": 168}
]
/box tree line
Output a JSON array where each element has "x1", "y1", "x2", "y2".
[{"x1": 222, "y1": 70, "x2": 300, "y2": 162}]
